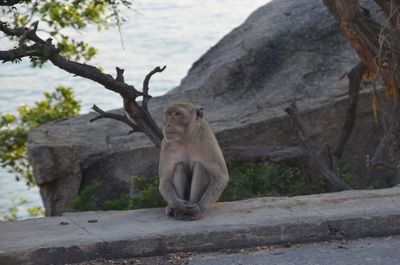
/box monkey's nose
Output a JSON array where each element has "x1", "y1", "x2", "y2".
[{"x1": 166, "y1": 124, "x2": 171, "y2": 128}]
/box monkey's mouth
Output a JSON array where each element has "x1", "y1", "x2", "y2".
[
  {"x1": 165, "y1": 132, "x2": 180, "y2": 136},
  {"x1": 164, "y1": 128, "x2": 182, "y2": 135},
  {"x1": 164, "y1": 132, "x2": 182, "y2": 139}
]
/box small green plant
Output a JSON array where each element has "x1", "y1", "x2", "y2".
[
  {"x1": 220, "y1": 163, "x2": 327, "y2": 202},
  {"x1": 0, "y1": 86, "x2": 80, "y2": 186},
  {"x1": 102, "y1": 194, "x2": 132, "y2": 211},
  {"x1": 71, "y1": 177, "x2": 166, "y2": 212},
  {"x1": 70, "y1": 182, "x2": 99, "y2": 211},
  {"x1": 1, "y1": 196, "x2": 44, "y2": 221},
  {"x1": 336, "y1": 163, "x2": 355, "y2": 187},
  {"x1": 26, "y1": 205, "x2": 45, "y2": 218},
  {"x1": 1, "y1": 196, "x2": 27, "y2": 221},
  {"x1": 129, "y1": 176, "x2": 166, "y2": 209}
]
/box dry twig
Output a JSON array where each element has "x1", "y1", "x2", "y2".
[{"x1": 225, "y1": 104, "x2": 350, "y2": 191}]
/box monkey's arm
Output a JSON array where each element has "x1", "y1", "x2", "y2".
[
  {"x1": 197, "y1": 170, "x2": 229, "y2": 214},
  {"x1": 159, "y1": 178, "x2": 179, "y2": 206}
]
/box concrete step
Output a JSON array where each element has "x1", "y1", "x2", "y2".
[{"x1": 1, "y1": 186, "x2": 400, "y2": 265}]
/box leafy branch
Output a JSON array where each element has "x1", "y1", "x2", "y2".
[
  {"x1": 0, "y1": 20, "x2": 164, "y2": 147},
  {"x1": 1, "y1": 0, "x2": 133, "y2": 66}
]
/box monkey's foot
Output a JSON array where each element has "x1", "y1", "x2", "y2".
[
  {"x1": 165, "y1": 206, "x2": 198, "y2": 221},
  {"x1": 174, "y1": 212, "x2": 198, "y2": 221},
  {"x1": 165, "y1": 206, "x2": 175, "y2": 216},
  {"x1": 165, "y1": 206, "x2": 184, "y2": 218}
]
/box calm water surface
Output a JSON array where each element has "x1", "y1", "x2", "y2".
[{"x1": 0, "y1": 0, "x2": 270, "y2": 219}]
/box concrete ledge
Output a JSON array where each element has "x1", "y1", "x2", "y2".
[{"x1": 1, "y1": 186, "x2": 400, "y2": 265}]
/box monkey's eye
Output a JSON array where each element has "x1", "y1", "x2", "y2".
[{"x1": 174, "y1": 112, "x2": 182, "y2": 116}]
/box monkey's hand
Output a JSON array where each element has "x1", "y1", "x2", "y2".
[
  {"x1": 175, "y1": 199, "x2": 198, "y2": 213},
  {"x1": 166, "y1": 203, "x2": 200, "y2": 221},
  {"x1": 187, "y1": 203, "x2": 200, "y2": 215},
  {"x1": 176, "y1": 204, "x2": 200, "y2": 221}
]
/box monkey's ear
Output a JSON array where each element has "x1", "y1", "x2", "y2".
[{"x1": 196, "y1": 107, "x2": 204, "y2": 119}]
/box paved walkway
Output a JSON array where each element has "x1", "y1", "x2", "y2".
[
  {"x1": 1, "y1": 186, "x2": 400, "y2": 265},
  {"x1": 178, "y1": 236, "x2": 400, "y2": 265}
]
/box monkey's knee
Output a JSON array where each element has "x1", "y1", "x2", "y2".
[
  {"x1": 190, "y1": 162, "x2": 210, "y2": 203},
  {"x1": 172, "y1": 162, "x2": 190, "y2": 200},
  {"x1": 173, "y1": 162, "x2": 188, "y2": 179}
]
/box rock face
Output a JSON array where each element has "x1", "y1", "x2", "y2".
[{"x1": 28, "y1": 0, "x2": 384, "y2": 215}]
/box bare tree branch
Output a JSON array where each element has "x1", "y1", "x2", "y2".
[
  {"x1": 142, "y1": 65, "x2": 166, "y2": 110},
  {"x1": 0, "y1": 21, "x2": 46, "y2": 45},
  {"x1": 285, "y1": 104, "x2": 351, "y2": 191},
  {"x1": 373, "y1": 0, "x2": 398, "y2": 19},
  {"x1": 0, "y1": 0, "x2": 24, "y2": 7},
  {"x1": 0, "y1": 44, "x2": 43, "y2": 61},
  {"x1": 49, "y1": 52, "x2": 141, "y2": 99},
  {"x1": 333, "y1": 62, "x2": 367, "y2": 158},
  {"x1": 116, "y1": 67, "x2": 125, "y2": 82},
  {"x1": 90, "y1": 104, "x2": 142, "y2": 133},
  {"x1": 223, "y1": 146, "x2": 307, "y2": 165},
  {"x1": 284, "y1": 104, "x2": 308, "y2": 141},
  {"x1": 366, "y1": 122, "x2": 400, "y2": 169},
  {"x1": 364, "y1": 121, "x2": 400, "y2": 185},
  {"x1": 366, "y1": 159, "x2": 397, "y2": 170}
]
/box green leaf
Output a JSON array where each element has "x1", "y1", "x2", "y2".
[
  {"x1": 0, "y1": 86, "x2": 80, "y2": 186},
  {"x1": 2, "y1": 0, "x2": 132, "y2": 67}
]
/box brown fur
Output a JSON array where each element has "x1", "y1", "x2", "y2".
[{"x1": 159, "y1": 102, "x2": 229, "y2": 220}]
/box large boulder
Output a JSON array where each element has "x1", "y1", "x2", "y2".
[{"x1": 28, "y1": 0, "x2": 384, "y2": 215}]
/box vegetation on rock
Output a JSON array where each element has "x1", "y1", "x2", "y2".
[{"x1": 70, "y1": 163, "x2": 354, "y2": 212}]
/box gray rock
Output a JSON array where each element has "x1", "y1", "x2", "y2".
[{"x1": 28, "y1": 0, "x2": 385, "y2": 215}]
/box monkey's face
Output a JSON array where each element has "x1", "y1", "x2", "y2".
[
  {"x1": 163, "y1": 106, "x2": 191, "y2": 141},
  {"x1": 163, "y1": 102, "x2": 203, "y2": 141}
]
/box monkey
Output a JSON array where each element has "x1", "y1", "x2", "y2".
[{"x1": 158, "y1": 102, "x2": 229, "y2": 221}]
